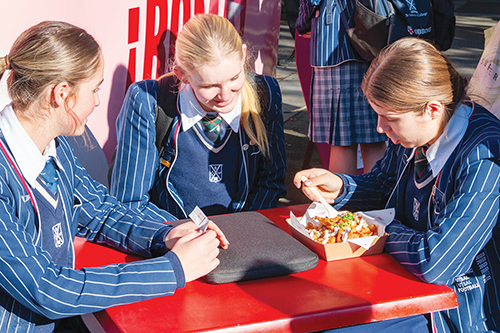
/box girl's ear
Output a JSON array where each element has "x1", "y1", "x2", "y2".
[
  {"x1": 173, "y1": 66, "x2": 189, "y2": 84},
  {"x1": 425, "y1": 100, "x2": 444, "y2": 120},
  {"x1": 51, "y1": 82, "x2": 71, "y2": 109}
]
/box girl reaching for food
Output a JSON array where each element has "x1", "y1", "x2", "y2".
[{"x1": 295, "y1": 37, "x2": 500, "y2": 333}]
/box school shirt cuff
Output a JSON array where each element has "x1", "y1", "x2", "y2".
[
  {"x1": 164, "y1": 251, "x2": 186, "y2": 289},
  {"x1": 151, "y1": 225, "x2": 174, "y2": 257}
]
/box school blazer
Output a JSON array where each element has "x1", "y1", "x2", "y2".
[
  {"x1": 0, "y1": 134, "x2": 184, "y2": 332},
  {"x1": 110, "y1": 74, "x2": 286, "y2": 220},
  {"x1": 296, "y1": 0, "x2": 360, "y2": 67},
  {"x1": 334, "y1": 104, "x2": 500, "y2": 333}
]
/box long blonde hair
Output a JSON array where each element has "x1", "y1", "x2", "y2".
[
  {"x1": 362, "y1": 37, "x2": 467, "y2": 129},
  {"x1": 0, "y1": 21, "x2": 102, "y2": 130},
  {"x1": 172, "y1": 14, "x2": 269, "y2": 157}
]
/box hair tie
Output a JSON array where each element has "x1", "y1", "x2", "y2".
[{"x1": 4, "y1": 55, "x2": 10, "y2": 70}]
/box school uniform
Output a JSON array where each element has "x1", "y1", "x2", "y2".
[
  {"x1": 295, "y1": 0, "x2": 385, "y2": 147},
  {"x1": 0, "y1": 104, "x2": 185, "y2": 332},
  {"x1": 334, "y1": 103, "x2": 500, "y2": 332},
  {"x1": 110, "y1": 74, "x2": 286, "y2": 220}
]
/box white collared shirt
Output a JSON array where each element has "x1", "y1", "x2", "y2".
[
  {"x1": 0, "y1": 103, "x2": 58, "y2": 188},
  {"x1": 178, "y1": 83, "x2": 241, "y2": 137},
  {"x1": 408, "y1": 103, "x2": 472, "y2": 178}
]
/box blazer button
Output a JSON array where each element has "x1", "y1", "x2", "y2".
[{"x1": 242, "y1": 144, "x2": 249, "y2": 151}]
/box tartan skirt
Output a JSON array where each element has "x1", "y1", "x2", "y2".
[{"x1": 309, "y1": 61, "x2": 386, "y2": 146}]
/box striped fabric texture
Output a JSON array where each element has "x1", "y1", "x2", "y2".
[
  {"x1": 201, "y1": 114, "x2": 223, "y2": 143},
  {"x1": 309, "y1": 62, "x2": 385, "y2": 145},
  {"x1": 333, "y1": 104, "x2": 500, "y2": 332},
  {"x1": 110, "y1": 74, "x2": 286, "y2": 220},
  {"x1": 296, "y1": 0, "x2": 360, "y2": 67},
  {"x1": 0, "y1": 135, "x2": 185, "y2": 332},
  {"x1": 414, "y1": 146, "x2": 430, "y2": 179}
]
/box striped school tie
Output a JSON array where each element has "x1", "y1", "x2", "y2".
[
  {"x1": 202, "y1": 114, "x2": 223, "y2": 143},
  {"x1": 414, "y1": 146, "x2": 429, "y2": 179},
  {"x1": 40, "y1": 157, "x2": 58, "y2": 194}
]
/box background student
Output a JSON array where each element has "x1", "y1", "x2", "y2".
[
  {"x1": 110, "y1": 14, "x2": 286, "y2": 220},
  {"x1": 295, "y1": 0, "x2": 387, "y2": 174},
  {"x1": 295, "y1": 37, "x2": 500, "y2": 333},
  {"x1": 0, "y1": 20, "x2": 227, "y2": 332}
]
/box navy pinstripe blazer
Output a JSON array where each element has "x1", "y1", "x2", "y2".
[
  {"x1": 110, "y1": 74, "x2": 286, "y2": 220},
  {"x1": 0, "y1": 134, "x2": 185, "y2": 332},
  {"x1": 335, "y1": 104, "x2": 500, "y2": 332},
  {"x1": 296, "y1": 0, "x2": 360, "y2": 67}
]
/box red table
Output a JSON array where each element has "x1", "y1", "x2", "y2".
[{"x1": 75, "y1": 204, "x2": 458, "y2": 333}]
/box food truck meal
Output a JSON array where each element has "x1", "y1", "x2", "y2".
[{"x1": 306, "y1": 211, "x2": 378, "y2": 244}]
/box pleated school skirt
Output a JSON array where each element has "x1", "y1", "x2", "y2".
[{"x1": 309, "y1": 60, "x2": 386, "y2": 146}]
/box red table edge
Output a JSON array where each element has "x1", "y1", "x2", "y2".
[
  {"x1": 76, "y1": 204, "x2": 459, "y2": 332},
  {"x1": 90, "y1": 290, "x2": 458, "y2": 333}
]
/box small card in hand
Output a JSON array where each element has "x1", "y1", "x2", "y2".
[{"x1": 189, "y1": 206, "x2": 209, "y2": 232}]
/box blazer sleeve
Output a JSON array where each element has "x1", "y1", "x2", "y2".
[
  {"x1": 333, "y1": 141, "x2": 401, "y2": 212},
  {"x1": 244, "y1": 76, "x2": 287, "y2": 211},
  {"x1": 296, "y1": 0, "x2": 318, "y2": 34},
  {"x1": 0, "y1": 141, "x2": 185, "y2": 320},
  {"x1": 109, "y1": 80, "x2": 177, "y2": 221},
  {"x1": 384, "y1": 143, "x2": 500, "y2": 285},
  {"x1": 0, "y1": 214, "x2": 185, "y2": 320}
]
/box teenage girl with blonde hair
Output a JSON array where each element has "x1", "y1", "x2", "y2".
[
  {"x1": 0, "y1": 20, "x2": 227, "y2": 332},
  {"x1": 110, "y1": 14, "x2": 286, "y2": 219},
  {"x1": 295, "y1": 37, "x2": 500, "y2": 332}
]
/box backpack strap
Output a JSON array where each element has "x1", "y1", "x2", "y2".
[
  {"x1": 108, "y1": 75, "x2": 179, "y2": 185},
  {"x1": 155, "y1": 74, "x2": 179, "y2": 157}
]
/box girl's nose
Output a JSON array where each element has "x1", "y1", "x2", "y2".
[
  {"x1": 218, "y1": 85, "x2": 231, "y2": 101},
  {"x1": 377, "y1": 117, "x2": 388, "y2": 134}
]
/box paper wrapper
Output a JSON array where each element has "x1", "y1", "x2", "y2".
[{"x1": 288, "y1": 203, "x2": 394, "y2": 261}]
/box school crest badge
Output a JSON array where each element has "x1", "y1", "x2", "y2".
[
  {"x1": 52, "y1": 223, "x2": 64, "y2": 248},
  {"x1": 413, "y1": 197, "x2": 420, "y2": 221},
  {"x1": 209, "y1": 164, "x2": 223, "y2": 183}
]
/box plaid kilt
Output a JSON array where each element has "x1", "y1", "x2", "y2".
[{"x1": 309, "y1": 61, "x2": 386, "y2": 146}]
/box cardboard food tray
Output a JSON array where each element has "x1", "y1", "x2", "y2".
[{"x1": 288, "y1": 203, "x2": 393, "y2": 261}]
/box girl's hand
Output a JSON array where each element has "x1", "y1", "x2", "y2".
[
  {"x1": 206, "y1": 220, "x2": 229, "y2": 249},
  {"x1": 293, "y1": 168, "x2": 344, "y2": 203},
  {"x1": 165, "y1": 221, "x2": 229, "y2": 250},
  {"x1": 171, "y1": 230, "x2": 221, "y2": 282}
]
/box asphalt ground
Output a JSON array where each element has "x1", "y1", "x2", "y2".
[{"x1": 275, "y1": 1, "x2": 500, "y2": 207}]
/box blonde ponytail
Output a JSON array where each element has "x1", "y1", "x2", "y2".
[
  {"x1": 240, "y1": 75, "x2": 270, "y2": 157},
  {"x1": 0, "y1": 55, "x2": 10, "y2": 77}
]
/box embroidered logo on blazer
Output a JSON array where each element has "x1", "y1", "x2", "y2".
[
  {"x1": 413, "y1": 197, "x2": 421, "y2": 221},
  {"x1": 209, "y1": 164, "x2": 223, "y2": 183},
  {"x1": 52, "y1": 223, "x2": 64, "y2": 248}
]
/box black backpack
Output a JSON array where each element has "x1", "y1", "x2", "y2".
[
  {"x1": 389, "y1": 0, "x2": 455, "y2": 51},
  {"x1": 429, "y1": 0, "x2": 455, "y2": 51},
  {"x1": 340, "y1": 0, "x2": 455, "y2": 61}
]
